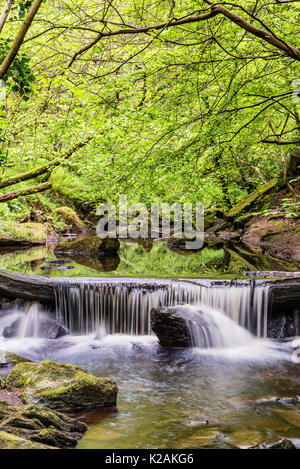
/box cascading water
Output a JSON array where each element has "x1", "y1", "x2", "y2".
[
  {"x1": 54, "y1": 282, "x2": 201, "y2": 335},
  {"x1": 18, "y1": 302, "x2": 40, "y2": 338},
  {"x1": 183, "y1": 304, "x2": 254, "y2": 348},
  {"x1": 53, "y1": 280, "x2": 270, "y2": 338},
  {"x1": 0, "y1": 301, "x2": 62, "y2": 339}
]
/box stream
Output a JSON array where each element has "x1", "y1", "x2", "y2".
[{"x1": 0, "y1": 239, "x2": 299, "y2": 449}]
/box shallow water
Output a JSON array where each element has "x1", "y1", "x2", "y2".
[{"x1": 1, "y1": 333, "x2": 299, "y2": 449}]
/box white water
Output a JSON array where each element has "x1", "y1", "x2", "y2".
[
  {"x1": 0, "y1": 302, "x2": 57, "y2": 339},
  {"x1": 18, "y1": 302, "x2": 40, "y2": 338},
  {"x1": 0, "y1": 279, "x2": 288, "y2": 361},
  {"x1": 183, "y1": 304, "x2": 254, "y2": 348}
]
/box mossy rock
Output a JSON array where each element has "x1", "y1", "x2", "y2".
[
  {"x1": 6, "y1": 360, "x2": 118, "y2": 410},
  {"x1": 227, "y1": 180, "x2": 279, "y2": 219},
  {"x1": 53, "y1": 207, "x2": 86, "y2": 232},
  {"x1": 0, "y1": 401, "x2": 87, "y2": 448},
  {"x1": 0, "y1": 222, "x2": 46, "y2": 246},
  {"x1": 0, "y1": 377, "x2": 5, "y2": 390},
  {"x1": 234, "y1": 213, "x2": 256, "y2": 225},
  {"x1": 54, "y1": 235, "x2": 120, "y2": 257},
  {"x1": 0, "y1": 350, "x2": 31, "y2": 367},
  {"x1": 0, "y1": 431, "x2": 52, "y2": 449}
]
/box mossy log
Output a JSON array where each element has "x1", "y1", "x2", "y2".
[
  {"x1": 226, "y1": 179, "x2": 279, "y2": 219},
  {"x1": 0, "y1": 182, "x2": 52, "y2": 203},
  {"x1": 0, "y1": 138, "x2": 91, "y2": 190}
]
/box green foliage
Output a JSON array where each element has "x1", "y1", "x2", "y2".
[
  {"x1": 0, "y1": 0, "x2": 299, "y2": 213},
  {"x1": 10, "y1": 0, "x2": 34, "y2": 19},
  {"x1": 0, "y1": 38, "x2": 35, "y2": 98}
]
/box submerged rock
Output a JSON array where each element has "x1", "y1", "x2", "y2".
[
  {"x1": 0, "y1": 401, "x2": 87, "y2": 448},
  {"x1": 252, "y1": 438, "x2": 297, "y2": 449},
  {"x1": 6, "y1": 360, "x2": 118, "y2": 410},
  {"x1": 3, "y1": 317, "x2": 69, "y2": 340},
  {"x1": 39, "y1": 322, "x2": 69, "y2": 339}
]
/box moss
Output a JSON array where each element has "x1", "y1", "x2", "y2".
[
  {"x1": 234, "y1": 213, "x2": 256, "y2": 224},
  {"x1": 53, "y1": 206, "x2": 86, "y2": 232},
  {"x1": 0, "y1": 221, "x2": 46, "y2": 245},
  {"x1": 0, "y1": 431, "x2": 52, "y2": 449},
  {"x1": 6, "y1": 360, "x2": 118, "y2": 410},
  {"x1": 0, "y1": 378, "x2": 5, "y2": 390},
  {"x1": 30, "y1": 428, "x2": 79, "y2": 448},
  {"x1": 227, "y1": 180, "x2": 279, "y2": 219},
  {"x1": 22, "y1": 404, "x2": 86, "y2": 433},
  {"x1": 0, "y1": 401, "x2": 87, "y2": 448},
  {"x1": 0, "y1": 350, "x2": 32, "y2": 367},
  {"x1": 261, "y1": 230, "x2": 283, "y2": 241}
]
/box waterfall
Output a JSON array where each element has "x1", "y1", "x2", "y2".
[
  {"x1": 54, "y1": 280, "x2": 270, "y2": 337},
  {"x1": 183, "y1": 305, "x2": 254, "y2": 348},
  {"x1": 18, "y1": 302, "x2": 40, "y2": 338},
  {"x1": 54, "y1": 282, "x2": 201, "y2": 335}
]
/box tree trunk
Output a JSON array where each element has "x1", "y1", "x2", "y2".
[
  {"x1": 0, "y1": 182, "x2": 52, "y2": 202},
  {"x1": 0, "y1": 1, "x2": 12, "y2": 35},
  {"x1": 0, "y1": 0, "x2": 43, "y2": 79},
  {"x1": 0, "y1": 138, "x2": 91, "y2": 190}
]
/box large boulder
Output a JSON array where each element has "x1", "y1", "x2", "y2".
[
  {"x1": 0, "y1": 401, "x2": 87, "y2": 449},
  {"x1": 6, "y1": 360, "x2": 118, "y2": 410},
  {"x1": 226, "y1": 179, "x2": 279, "y2": 219},
  {"x1": 151, "y1": 306, "x2": 196, "y2": 347}
]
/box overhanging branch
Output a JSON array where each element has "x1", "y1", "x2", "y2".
[{"x1": 68, "y1": 4, "x2": 300, "y2": 67}]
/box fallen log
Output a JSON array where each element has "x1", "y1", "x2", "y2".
[
  {"x1": 0, "y1": 268, "x2": 55, "y2": 302},
  {"x1": 0, "y1": 182, "x2": 52, "y2": 203}
]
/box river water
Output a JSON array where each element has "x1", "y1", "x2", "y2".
[
  {"x1": 0, "y1": 311, "x2": 299, "y2": 449},
  {"x1": 0, "y1": 241, "x2": 299, "y2": 449}
]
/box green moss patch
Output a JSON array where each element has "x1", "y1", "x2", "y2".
[
  {"x1": 6, "y1": 360, "x2": 118, "y2": 410},
  {"x1": 227, "y1": 180, "x2": 279, "y2": 219}
]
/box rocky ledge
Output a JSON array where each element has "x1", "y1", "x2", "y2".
[{"x1": 0, "y1": 400, "x2": 87, "y2": 449}]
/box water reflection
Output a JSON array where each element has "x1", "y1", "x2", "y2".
[{"x1": 0, "y1": 236, "x2": 298, "y2": 278}]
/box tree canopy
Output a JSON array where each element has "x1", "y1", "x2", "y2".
[{"x1": 0, "y1": 0, "x2": 299, "y2": 212}]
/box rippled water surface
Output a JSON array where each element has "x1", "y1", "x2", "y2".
[{"x1": 1, "y1": 334, "x2": 299, "y2": 449}]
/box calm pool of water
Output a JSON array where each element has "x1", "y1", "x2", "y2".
[{"x1": 0, "y1": 237, "x2": 298, "y2": 278}]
